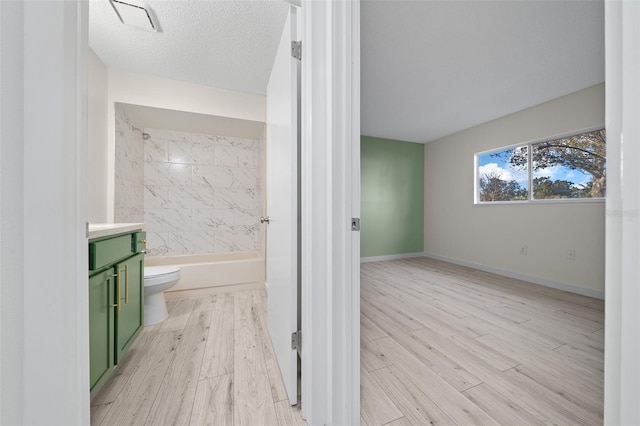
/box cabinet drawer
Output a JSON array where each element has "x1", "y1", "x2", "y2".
[
  {"x1": 132, "y1": 231, "x2": 146, "y2": 254},
  {"x1": 89, "y1": 235, "x2": 133, "y2": 271}
]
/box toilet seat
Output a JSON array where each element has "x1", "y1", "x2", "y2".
[{"x1": 144, "y1": 266, "x2": 180, "y2": 287}]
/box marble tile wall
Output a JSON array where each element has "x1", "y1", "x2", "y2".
[
  {"x1": 143, "y1": 128, "x2": 264, "y2": 256},
  {"x1": 114, "y1": 107, "x2": 144, "y2": 223}
]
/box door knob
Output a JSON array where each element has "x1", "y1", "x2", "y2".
[{"x1": 260, "y1": 216, "x2": 270, "y2": 224}]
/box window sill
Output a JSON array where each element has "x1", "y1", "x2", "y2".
[{"x1": 474, "y1": 198, "x2": 606, "y2": 206}]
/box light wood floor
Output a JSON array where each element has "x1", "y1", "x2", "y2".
[
  {"x1": 90, "y1": 288, "x2": 306, "y2": 426},
  {"x1": 360, "y1": 257, "x2": 604, "y2": 426},
  {"x1": 92, "y1": 257, "x2": 604, "y2": 426}
]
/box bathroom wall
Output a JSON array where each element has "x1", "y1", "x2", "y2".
[
  {"x1": 143, "y1": 128, "x2": 264, "y2": 256},
  {"x1": 113, "y1": 107, "x2": 144, "y2": 223},
  {"x1": 105, "y1": 69, "x2": 267, "y2": 222},
  {"x1": 87, "y1": 48, "x2": 108, "y2": 222}
]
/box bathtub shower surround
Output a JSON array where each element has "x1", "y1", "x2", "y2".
[
  {"x1": 114, "y1": 108, "x2": 144, "y2": 223},
  {"x1": 143, "y1": 128, "x2": 264, "y2": 256},
  {"x1": 145, "y1": 252, "x2": 265, "y2": 292}
]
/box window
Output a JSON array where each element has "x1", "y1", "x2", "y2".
[
  {"x1": 476, "y1": 129, "x2": 606, "y2": 203},
  {"x1": 478, "y1": 146, "x2": 529, "y2": 202}
]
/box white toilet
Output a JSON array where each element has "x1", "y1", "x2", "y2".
[{"x1": 143, "y1": 266, "x2": 181, "y2": 326}]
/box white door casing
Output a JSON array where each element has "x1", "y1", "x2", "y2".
[
  {"x1": 266, "y1": 6, "x2": 299, "y2": 406},
  {"x1": 300, "y1": 1, "x2": 361, "y2": 424},
  {"x1": 8, "y1": 1, "x2": 90, "y2": 424},
  {"x1": 604, "y1": 1, "x2": 640, "y2": 424}
]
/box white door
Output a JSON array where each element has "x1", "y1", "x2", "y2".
[{"x1": 266, "y1": 6, "x2": 299, "y2": 406}]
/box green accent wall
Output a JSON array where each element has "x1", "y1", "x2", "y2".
[{"x1": 361, "y1": 136, "x2": 424, "y2": 258}]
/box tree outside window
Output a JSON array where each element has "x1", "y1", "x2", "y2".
[{"x1": 477, "y1": 129, "x2": 606, "y2": 203}]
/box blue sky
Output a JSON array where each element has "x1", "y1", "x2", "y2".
[{"x1": 478, "y1": 148, "x2": 592, "y2": 188}]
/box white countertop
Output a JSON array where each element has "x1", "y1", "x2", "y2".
[{"x1": 88, "y1": 223, "x2": 145, "y2": 240}]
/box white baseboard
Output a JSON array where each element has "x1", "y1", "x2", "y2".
[
  {"x1": 360, "y1": 252, "x2": 425, "y2": 263},
  {"x1": 422, "y1": 252, "x2": 604, "y2": 300}
]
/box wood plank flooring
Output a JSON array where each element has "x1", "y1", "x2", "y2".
[
  {"x1": 90, "y1": 288, "x2": 305, "y2": 426},
  {"x1": 92, "y1": 256, "x2": 603, "y2": 425},
  {"x1": 360, "y1": 257, "x2": 604, "y2": 426}
]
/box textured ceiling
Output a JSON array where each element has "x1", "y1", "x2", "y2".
[
  {"x1": 89, "y1": 0, "x2": 289, "y2": 95},
  {"x1": 361, "y1": 0, "x2": 605, "y2": 143},
  {"x1": 90, "y1": 0, "x2": 604, "y2": 144}
]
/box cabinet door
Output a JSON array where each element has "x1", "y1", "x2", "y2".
[
  {"x1": 115, "y1": 253, "x2": 144, "y2": 363},
  {"x1": 89, "y1": 270, "x2": 115, "y2": 390}
]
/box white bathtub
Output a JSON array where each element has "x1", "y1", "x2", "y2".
[{"x1": 145, "y1": 251, "x2": 265, "y2": 294}]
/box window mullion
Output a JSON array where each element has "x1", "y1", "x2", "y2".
[{"x1": 528, "y1": 143, "x2": 533, "y2": 201}]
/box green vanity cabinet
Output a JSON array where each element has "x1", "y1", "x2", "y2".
[
  {"x1": 89, "y1": 269, "x2": 115, "y2": 390},
  {"x1": 89, "y1": 230, "x2": 145, "y2": 392},
  {"x1": 115, "y1": 252, "x2": 144, "y2": 361}
]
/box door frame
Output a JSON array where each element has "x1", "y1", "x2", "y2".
[
  {"x1": 19, "y1": 1, "x2": 640, "y2": 426},
  {"x1": 300, "y1": 1, "x2": 361, "y2": 425},
  {"x1": 0, "y1": 1, "x2": 90, "y2": 423},
  {"x1": 604, "y1": 1, "x2": 640, "y2": 424}
]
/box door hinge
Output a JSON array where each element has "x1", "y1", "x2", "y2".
[
  {"x1": 291, "y1": 330, "x2": 301, "y2": 352},
  {"x1": 351, "y1": 218, "x2": 360, "y2": 231},
  {"x1": 291, "y1": 40, "x2": 302, "y2": 60}
]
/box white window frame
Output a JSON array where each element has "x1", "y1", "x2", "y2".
[{"x1": 475, "y1": 125, "x2": 606, "y2": 205}]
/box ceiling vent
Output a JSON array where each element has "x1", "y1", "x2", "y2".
[{"x1": 109, "y1": 0, "x2": 161, "y2": 32}]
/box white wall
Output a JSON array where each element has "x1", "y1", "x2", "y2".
[
  {"x1": 424, "y1": 83, "x2": 605, "y2": 298},
  {"x1": 88, "y1": 48, "x2": 109, "y2": 222},
  {"x1": 108, "y1": 69, "x2": 266, "y2": 122},
  {"x1": 105, "y1": 69, "x2": 266, "y2": 221}
]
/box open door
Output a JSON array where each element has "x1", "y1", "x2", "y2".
[{"x1": 265, "y1": 6, "x2": 299, "y2": 406}]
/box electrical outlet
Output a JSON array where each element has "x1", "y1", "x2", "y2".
[
  {"x1": 566, "y1": 249, "x2": 576, "y2": 261},
  {"x1": 519, "y1": 244, "x2": 527, "y2": 256}
]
